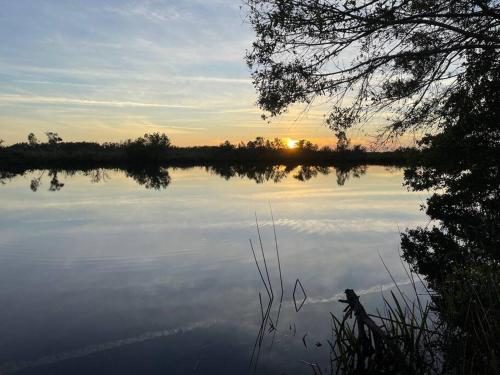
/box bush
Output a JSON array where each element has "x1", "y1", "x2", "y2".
[{"x1": 124, "y1": 132, "x2": 171, "y2": 162}]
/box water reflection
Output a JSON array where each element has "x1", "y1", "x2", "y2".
[
  {"x1": 1, "y1": 164, "x2": 370, "y2": 191},
  {"x1": 206, "y1": 164, "x2": 293, "y2": 183},
  {"x1": 0, "y1": 165, "x2": 423, "y2": 375},
  {"x1": 0, "y1": 170, "x2": 17, "y2": 185},
  {"x1": 125, "y1": 167, "x2": 171, "y2": 190},
  {"x1": 83, "y1": 169, "x2": 111, "y2": 184}
]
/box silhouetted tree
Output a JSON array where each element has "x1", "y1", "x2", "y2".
[
  {"x1": 297, "y1": 139, "x2": 319, "y2": 151},
  {"x1": 402, "y1": 50, "x2": 500, "y2": 283},
  {"x1": 335, "y1": 131, "x2": 351, "y2": 152},
  {"x1": 219, "y1": 140, "x2": 236, "y2": 150},
  {"x1": 271, "y1": 137, "x2": 286, "y2": 149},
  {"x1": 28, "y1": 133, "x2": 38, "y2": 146},
  {"x1": 124, "y1": 132, "x2": 171, "y2": 161},
  {"x1": 247, "y1": 136, "x2": 266, "y2": 148},
  {"x1": 45, "y1": 132, "x2": 62, "y2": 145},
  {"x1": 143, "y1": 132, "x2": 171, "y2": 148},
  {"x1": 246, "y1": 0, "x2": 500, "y2": 137},
  {"x1": 352, "y1": 144, "x2": 366, "y2": 154},
  {"x1": 400, "y1": 48, "x2": 500, "y2": 373},
  {"x1": 320, "y1": 145, "x2": 334, "y2": 152}
]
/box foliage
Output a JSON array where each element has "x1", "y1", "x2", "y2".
[
  {"x1": 335, "y1": 131, "x2": 351, "y2": 152},
  {"x1": 0, "y1": 133, "x2": 417, "y2": 170},
  {"x1": 219, "y1": 140, "x2": 236, "y2": 150},
  {"x1": 28, "y1": 133, "x2": 38, "y2": 146},
  {"x1": 297, "y1": 139, "x2": 318, "y2": 151},
  {"x1": 402, "y1": 50, "x2": 500, "y2": 284},
  {"x1": 436, "y1": 266, "x2": 500, "y2": 374},
  {"x1": 45, "y1": 132, "x2": 63, "y2": 145},
  {"x1": 330, "y1": 267, "x2": 500, "y2": 375},
  {"x1": 246, "y1": 0, "x2": 500, "y2": 137},
  {"x1": 243, "y1": 3, "x2": 500, "y2": 369},
  {"x1": 123, "y1": 132, "x2": 171, "y2": 162},
  {"x1": 331, "y1": 289, "x2": 438, "y2": 374},
  {"x1": 400, "y1": 43, "x2": 500, "y2": 374}
]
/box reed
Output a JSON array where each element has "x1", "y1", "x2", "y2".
[{"x1": 329, "y1": 263, "x2": 500, "y2": 374}]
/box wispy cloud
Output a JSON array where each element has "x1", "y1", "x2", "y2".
[
  {"x1": 0, "y1": 0, "x2": 340, "y2": 144},
  {"x1": 0, "y1": 94, "x2": 196, "y2": 109},
  {"x1": 2, "y1": 64, "x2": 252, "y2": 85}
]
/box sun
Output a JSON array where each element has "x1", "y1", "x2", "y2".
[{"x1": 287, "y1": 138, "x2": 298, "y2": 149}]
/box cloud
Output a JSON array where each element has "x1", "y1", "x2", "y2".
[
  {"x1": 2, "y1": 64, "x2": 252, "y2": 85},
  {"x1": 0, "y1": 94, "x2": 196, "y2": 109},
  {"x1": 101, "y1": 2, "x2": 193, "y2": 23}
]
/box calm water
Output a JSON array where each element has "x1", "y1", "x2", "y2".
[{"x1": 0, "y1": 165, "x2": 427, "y2": 374}]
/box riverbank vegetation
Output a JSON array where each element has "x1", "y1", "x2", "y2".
[{"x1": 0, "y1": 132, "x2": 417, "y2": 169}]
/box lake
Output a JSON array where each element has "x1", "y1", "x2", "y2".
[{"x1": 0, "y1": 165, "x2": 428, "y2": 374}]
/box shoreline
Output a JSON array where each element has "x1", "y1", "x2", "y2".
[{"x1": 0, "y1": 145, "x2": 417, "y2": 171}]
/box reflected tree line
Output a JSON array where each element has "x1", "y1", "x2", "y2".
[
  {"x1": 205, "y1": 164, "x2": 367, "y2": 186},
  {"x1": 0, "y1": 164, "x2": 370, "y2": 192},
  {"x1": 23, "y1": 168, "x2": 171, "y2": 192}
]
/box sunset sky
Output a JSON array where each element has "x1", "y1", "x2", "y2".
[{"x1": 0, "y1": 0, "x2": 377, "y2": 147}]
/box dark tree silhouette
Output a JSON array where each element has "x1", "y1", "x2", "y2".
[
  {"x1": 246, "y1": 0, "x2": 500, "y2": 137},
  {"x1": 45, "y1": 132, "x2": 63, "y2": 145},
  {"x1": 219, "y1": 140, "x2": 236, "y2": 150},
  {"x1": 400, "y1": 47, "x2": 500, "y2": 373},
  {"x1": 335, "y1": 131, "x2": 351, "y2": 152},
  {"x1": 28, "y1": 133, "x2": 38, "y2": 146},
  {"x1": 402, "y1": 52, "x2": 500, "y2": 282},
  {"x1": 124, "y1": 132, "x2": 171, "y2": 162},
  {"x1": 247, "y1": 4, "x2": 499, "y2": 368}
]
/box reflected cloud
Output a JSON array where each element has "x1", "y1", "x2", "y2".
[
  {"x1": 0, "y1": 320, "x2": 216, "y2": 374},
  {"x1": 0, "y1": 164, "x2": 428, "y2": 375}
]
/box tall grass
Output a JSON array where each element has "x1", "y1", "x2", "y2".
[
  {"x1": 329, "y1": 263, "x2": 500, "y2": 374},
  {"x1": 248, "y1": 222, "x2": 499, "y2": 374}
]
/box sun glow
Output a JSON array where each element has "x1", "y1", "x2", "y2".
[{"x1": 287, "y1": 138, "x2": 298, "y2": 149}]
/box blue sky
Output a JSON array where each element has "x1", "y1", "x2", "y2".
[{"x1": 0, "y1": 0, "x2": 343, "y2": 146}]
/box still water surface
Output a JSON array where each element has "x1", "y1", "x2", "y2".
[{"x1": 0, "y1": 165, "x2": 427, "y2": 374}]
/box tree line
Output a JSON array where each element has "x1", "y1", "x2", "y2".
[{"x1": 0, "y1": 132, "x2": 414, "y2": 168}]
